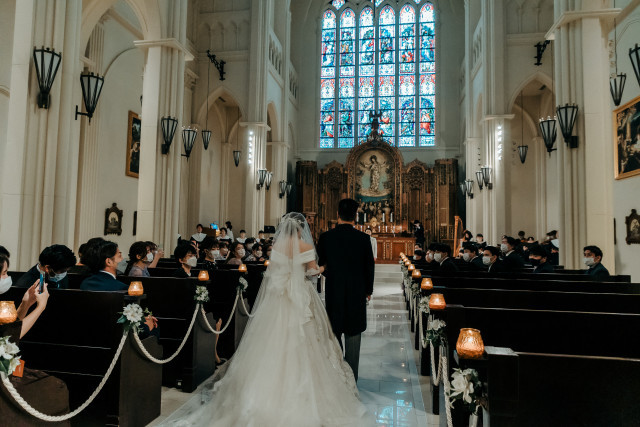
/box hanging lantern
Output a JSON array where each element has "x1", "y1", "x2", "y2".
[
  {"x1": 201, "y1": 129, "x2": 212, "y2": 150},
  {"x1": 456, "y1": 328, "x2": 485, "y2": 359},
  {"x1": 161, "y1": 116, "x2": 178, "y2": 155},
  {"x1": 460, "y1": 183, "x2": 467, "y2": 197},
  {"x1": 279, "y1": 180, "x2": 287, "y2": 198},
  {"x1": 75, "y1": 72, "x2": 105, "y2": 123},
  {"x1": 465, "y1": 179, "x2": 474, "y2": 199},
  {"x1": 257, "y1": 169, "x2": 268, "y2": 189},
  {"x1": 233, "y1": 150, "x2": 241, "y2": 167},
  {"x1": 33, "y1": 47, "x2": 62, "y2": 109},
  {"x1": 539, "y1": 116, "x2": 557, "y2": 155},
  {"x1": 517, "y1": 145, "x2": 529, "y2": 164},
  {"x1": 481, "y1": 166, "x2": 492, "y2": 189},
  {"x1": 182, "y1": 127, "x2": 198, "y2": 159},
  {"x1": 475, "y1": 170, "x2": 484, "y2": 191},
  {"x1": 265, "y1": 172, "x2": 273, "y2": 190},
  {"x1": 610, "y1": 73, "x2": 627, "y2": 107},
  {"x1": 556, "y1": 103, "x2": 579, "y2": 148},
  {"x1": 286, "y1": 182, "x2": 293, "y2": 195},
  {"x1": 629, "y1": 43, "x2": 640, "y2": 87}
]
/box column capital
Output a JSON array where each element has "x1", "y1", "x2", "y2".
[
  {"x1": 481, "y1": 114, "x2": 515, "y2": 123},
  {"x1": 545, "y1": 8, "x2": 621, "y2": 40},
  {"x1": 240, "y1": 121, "x2": 271, "y2": 131}
]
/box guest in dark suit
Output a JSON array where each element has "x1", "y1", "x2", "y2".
[
  {"x1": 80, "y1": 241, "x2": 128, "y2": 291},
  {"x1": 583, "y1": 245, "x2": 610, "y2": 280},
  {"x1": 173, "y1": 242, "x2": 198, "y2": 278},
  {"x1": 500, "y1": 236, "x2": 525, "y2": 272},
  {"x1": 413, "y1": 220, "x2": 425, "y2": 248},
  {"x1": 483, "y1": 246, "x2": 508, "y2": 273},
  {"x1": 462, "y1": 243, "x2": 485, "y2": 271},
  {"x1": 528, "y1": 244, "x2": 555, "y2": 274},
  {"x1": 434, "y1": 243, "x2": 458, "y2": 272},
  {"x1": 317, "y1": 198, "x2": 375, "y2": 382},
  {"x1": 15, "y1": 245, "x2": 76, "y2": 290}
]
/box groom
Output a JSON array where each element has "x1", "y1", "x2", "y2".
[{"x1": 317, "y1": 198, "x2": 375, "y2": 381}]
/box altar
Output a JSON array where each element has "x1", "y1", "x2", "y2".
[{"x1": 369, "y1": 233, "x2": 416, "y2": 264}]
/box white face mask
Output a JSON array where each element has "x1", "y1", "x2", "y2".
[
  {"x1": 584, "y1": 257, "x2": 596, "y2": 267},
  {"x1": 462, "y1": 253, "x2": 471, "y2": 262},
  {"x1": 256, "y1": 251, "x2": 263, "y2": 257},
  {"x1": 0, "y1": 276, "x2": 12, "y2": 294},
  {"x1": 145, "y1": 252, "x2": 154, "y2": 263},
  {"x1": 237, "y1": 249, "x2": 246, "y2": 258},
  {"x1": 500, "y1": 243, "x2": 509, "y2": 253},
  {"x1": 482, "y1": 256, "x2": 492, "y2": 266},
  {"x1": 50, "y1": 271, "x2": 67, "y2": 282},
  {"x1": 211, "y1": 250, "x2": 220, "y2": 258},
  {"x1": 427, "y1": 252, "x2": 434, "y2": 261},
  {"x1": 434, "y1": 253, "x2": 442, "y2": 263},
  {"x1": 186, "y1": 257, "x2": 198, "y2": 267},
  {"x1": 247, "y1": 243, "x2": 254, "y2": 250}
]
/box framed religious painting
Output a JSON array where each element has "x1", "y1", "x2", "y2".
[
  {"x1": 626, "y1": 209, "x2": 640, "y2": 245},
  {"x1": 613, "y1": 96, "x2": 640, "y2": 180},
  {"x1": 105, "y1": 203, "x2": 123, "y2": 236},
  {"x1": 126, "y1": 110, "x2": 141, "y2": 178}
]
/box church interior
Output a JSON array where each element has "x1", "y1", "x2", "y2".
[{"x1": 0, "y1": 0, "x2": 639, "y2": 425}]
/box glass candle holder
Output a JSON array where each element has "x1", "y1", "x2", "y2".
[
  {"x1": 412, "y1": 269, "x2": 422, "y2": 279},
  {"x1": 128, "y1": 281, "x2": 144, "y2": 296},
  {"x1": 456, "y1": 328, "x2": 485, "y2": 359},
  {"x1": 428, "y1": 293, "x2": 446, "y2": 310},
  {"x1": 404, "y1": 260, "x2": 410, "y2": 266},
  {"x1": 407, "y1": 264, "x2": 415, "y2": 272},
  {"x1": 238, "y1": 264, "x2": 247, "y2": 273},
  {"x1": 264, "y1": 260, "x2": 270, "y2": 266},
  {"x1": 198, "y1": 270, "x2": 209, "y2": 281},
  {"x1": 399, "y1": 252, "x2": 405, "y2": 258},
  {"x1": 0, "y1": 301, "x2": 17, "y2": 325},
  {"x1": 421, "y1": 278, "x2": 433, "y2": 290}
]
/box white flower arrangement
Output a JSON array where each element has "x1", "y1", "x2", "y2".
[
  {"x1": 237, "y1": 277, "x2": 249, "y2": 292},
  {"x1": 448, "y1": 368, "x2": 484, "y2": 415},
  {"x1": 418, "y1": 296, "x2": 431, "y2": 314},
  {"x1": 424, "y1": 318, "x2": 447, "y2": 348},
  {"x1": 195, "y1": 285, "x2": 210, "y2": 303},
  {"x1": 0, "y1": 336, "x2": 21, "y2": 376},
  {"x1": 117, "y1": 303, "x2": 152, "y2": 333}
]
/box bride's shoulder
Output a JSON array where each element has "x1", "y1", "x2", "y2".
[{"x1": 299, "y1": 240, "x2": 314, "y2": 254}]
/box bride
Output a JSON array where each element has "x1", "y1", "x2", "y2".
[{"x1": 178, "y1": 213, "x2": 372, "y2": 426}]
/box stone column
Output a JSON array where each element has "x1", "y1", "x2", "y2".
[
  {"x1": 267, "y1": 141, "x2": 289, "y2": 225},
  {"x1": 241, "y1": 122, "x2": 269, "y2": 235}
]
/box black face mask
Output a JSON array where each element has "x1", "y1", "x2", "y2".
[{"x1": 529, "y1": 258, "x2": 541, "y2": 266}]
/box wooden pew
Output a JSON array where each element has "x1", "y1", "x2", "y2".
[
  {"x1": 414, "y1": 267, "x2": 632, "y2": 283},
  {"x1": 0, "y1": 286, "x2": 162, "y2": 427}
]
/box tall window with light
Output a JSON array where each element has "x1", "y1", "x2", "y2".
[{"x1": 319, "y1": 0, "x2": 436, "y2": 148}]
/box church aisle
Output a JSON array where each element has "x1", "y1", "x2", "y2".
[
  {"x1": 149, "y1": 264, "x2": 433, "y2": 426},
  {"x1": 357, "y1": 264, "x2": 433, "y2": 426}
]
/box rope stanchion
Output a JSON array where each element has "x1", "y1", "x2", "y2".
[
  {"x1": 238, "y1": 294, "x2": 255, "y2": 318},
  {"x1": 201, "y1": 291, "x2": 240, "y2": 334},
  {"x1": 0, "y1": 333, "x2": 129, "y2": 422},
  {"x1": 429, "y1": 342, "x2": 442, "y2": 385},
  {"x1": 441, "y1": 353, "x2": 454, "y2": 427},
  {"x1": 133, "y1": 304, "x2": 199, "y2": 364}
]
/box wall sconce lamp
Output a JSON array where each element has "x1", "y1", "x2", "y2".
[
  {"x1": 206, "y1": 50, "x2": 226, "y2": 81},
  {"x1": 233, "y1": 150, "x2": 241, "y2": 167},
  {"x1": 161, "y1": 116, "x2": 178, "y2": 155},
  {"x1": 182, "y1": 127, "x2": 198, "y2": 160},
  {"x1": 539, "y1": 116, "x2": 558, "y2": 155},
  {"x1": 465, "y1": 179, "x2": 474, "y2": 199},
  {"x1": 629, "y1": 43, "x2": 640, "y2": 88},
  {"x1": 481, "y1": 166, "x2": 493, "y2": 190},
  {"x1": 33, "y1": 47, "x2": 62, "y2": 109},
  {"x1": 265, "y1": 172, "x2": 273, "y2": 190},
  {"x1": 460, "y1": 182, "x2": 467, "y2": 198},
  {"x1": 517, "y1": 144, "x2": 529, "y2": 164},
  {"x1": 201, "y1": 130, "x2": 211, "y2": 150},
  {"x1": 475, "y1": 170, "x2": 484, "y2": 191},
  {"x1": 279, "y1": 180, "x2": 287, "y2": 198},
  {"x1": 75, "y1": 72, "x2": 104, "y2": 123},
  {"x1": 286, "y1": 182, "x2": 293, "y2": 195},
  {"x1": 556, "y1": 103, "x2": 578, "y2": 148},
  {"x1": 257, "y1": 169, "x2": 268, "y2": 190}
]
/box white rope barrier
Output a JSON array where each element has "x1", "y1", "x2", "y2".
[
  {"x1": 133, "y1": 304, "x2": 200, "y2": 364},
  {"x1": 238, "y1": 295, "x2": 255, "y2": 318},
  {"x1": 200, "y1": 290, "x2": 240, "y2": 335},
  {"x1": 441, "y1": 353, "x2": 454, "y2": 427},
  {"x1": 0, "y1": 333, "x2": 129, "y2": 422},
  {"x1": 429, "y1": 342, "x2": 442, "y2": 385}
]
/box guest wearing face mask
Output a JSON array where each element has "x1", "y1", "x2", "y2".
[
  {"x1": 433, "y1": 243, "x2": 458, "y2": 272},
  {"x1": 482, "y1": 246, "x2": 507, "y2": 273},
  {"x1": 191, "y1": 224, "x2": 207, "y2": 243},
  {"x1": 125, "y1": 241, "x2": 155, "y2": 277},
  {"x1": 218, "y1": 242, "x2": 230, "y2": 261},
  {"x1": 15, "y1": 245, "x2": 76, "y2": 290},
  {"x1": 528, "y1": 245, "x2": 554, "y2": 273},
  {"x1": 462, "y1": 243, "x2": 485, "y2": 271},
  {"x1": 199, "y1": 237, "x2": 220, "y2": 272},
  {"x1": 244, "y1": 238, "x2": 257, "y2": 252},
  {"x1": 421, "y1": 244, "x2": 438, "y2": 270},
  {"x1": 226, "y1": 242, "x2": 246, "y2": 266},
  {"x1": 413, "y1": 250, "x2": 425, "y2": 262},
  {"x1": 583, "y1": 245, "x2": 610, "y2": 280},
  {"x1": 173, "y1": 242, "x2": 199, "y2": 278},
  {"x1": 244, "y1": 244, "x2": 265, "y2": 262},
  {"x1": 264, "y1": 244, "x2": 273, "y2": 260},
  {"x1": 80, "y1": 241, "x2": 128, "y2": 291},
  {"x1": 257, "y1": 230, "x2": 266, "y2": 244},
  {"x1": 500, "y1": 236, "x2": 525, "y2": 272}
]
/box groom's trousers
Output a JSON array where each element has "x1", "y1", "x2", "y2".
[{"x1": 337, "y1": 333, "x2": 362, "y2": 382}]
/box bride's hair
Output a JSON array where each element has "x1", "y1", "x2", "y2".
[{"x1": 272, "y1": 212, "x2": 316, "y2": 259}]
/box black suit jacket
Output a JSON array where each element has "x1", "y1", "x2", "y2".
[
  {"x1": 488, "y1": 260, "x2": 508, "y2": 273},
  {"x1": 469, "y1": 256, "x2": 486, "y2": 271},
  {"x1": 533, "y1": 262, "x2": 555, "y2": 274},
  {"x1": 438, "y1": 257, "x2": 459, "y2": 272},
  {"x1": 317, "y1": 224, "x2": 375, "y2": 336},
  {"x1": 80, "y1": 272, "x2": 128, "y2": 291},
  {"x1": 503, "y1": 251, "x2": 525, "y2": 272},
  {"x1": 585, "y1": 263, "x2": 610, "y2": 281},
  {"x1": 14, "y1": 265, "x2": 69, "y2": 289}
]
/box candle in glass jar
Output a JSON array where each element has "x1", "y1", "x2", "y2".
[
  {"x1": 411, "y1": 269, "x2": 422, "y2": 279},
  {"x1": 429, "y1": 293, "x2": 446, "y2": 310},
  {"x1": 128, "y1": 281, "x2": 144, "y2": 296},
  {"x1": 238, "y1": 264, "x2": 248, "y2": 273},
  {"x1": 456, "y1": 328, "x2": 485, "y2": 359},
  {"x1": 0, "y1": 301, "x2": 17, "y2": 325},
  {"x1": 421, "y1": 277, "x2": 433, "y2": 290},
  {"x1": 198, "y1": 270, "x2": 210, "y2": 281},
  {"x1": 264, "y1": 260, "x2": 270, "y2": 266}
]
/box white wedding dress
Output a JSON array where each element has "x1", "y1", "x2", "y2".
[{"x1": 176, "y1": 214, "x2": 372, "y2": 426}]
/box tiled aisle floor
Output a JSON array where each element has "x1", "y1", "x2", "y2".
[
  {"x1": 357, "y1": 264, "x2": 432, "y2": 426},
  {"x1": 150, "y1": 264, "x2": 434, "y2": 426}
]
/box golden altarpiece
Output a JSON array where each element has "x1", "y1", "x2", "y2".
[{"x1": 296, "y1": 136, "x2": 458, "y2": 262}]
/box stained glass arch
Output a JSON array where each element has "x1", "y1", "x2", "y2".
[{"x1": 319, "y1": 1, "x2": 436, "y2": 148}]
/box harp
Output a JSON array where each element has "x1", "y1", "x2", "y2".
[{"x1": 453, "y1": 215, "x2": 464, "y2": 256}]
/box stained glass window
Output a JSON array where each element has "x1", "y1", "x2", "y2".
[{"x1": 320, "y1": 1, "x2": 436, "y2": 148}]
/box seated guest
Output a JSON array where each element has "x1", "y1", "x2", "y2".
[
  {"x1": 517, "y1": 230, "x2": 526, "y2": 242},
  {"x1": 434, "y1": 243, "x2": 458, "y2": 272},
  {"x1": 414, "y1": 243, "x2": 422, "y2": 253},
  {"x1": 125, "y1": 241, "x2": 154, "y2": 277},
  {"x1": 583, "y1": 245, "x2": 610, "y2": 280},
  {"x1": 225, "y1": 221, "x2": 235, "y2": 240},
  {"x1": 217, "y1": 242, "x2": 230, "y2": 261},
  {"x1": 0, "y1": 245, "x2": 9, "y2": 257},
  {"x1": 421, "y1": 244, "x2": 438, "y2": 270},
  {"x1": 226, "y1": 242, "x2": 246, "y2": 266},
  {"x1": 263, "y1": 244, "x2": 273, "y2": 260},
  {"x1": 191, "y1": 224, "x2": 207, "y2": 243},
  {"x1": 365, "y1": 228, "x2": 377, "y2": 261},
  {"x1": 413, "y1": 250, "x2": 425, "y2": 262},
  {"x1": 68, "y1": 242, "x2": 93, "y2": 275},
  {"x1": 244, "y1": 238, "x2": 257, "y2": 252},
  {"x1": 474, "y1": 233, "x2": 487, "y2": 249},
  {"x1": 189, "y1": 238, "x2": 200, "y2": 259},
  {"x1": 549, "y1": 240, "x2": 560, "y2": 265},
  {"x1": 236, "y1": 230, "x2": 247, "y2": 244},
  {"x1": 527, "y1": 236, "x2": 536, "y2": 244},
  {"x1": 218, "y1": 227, "x2": 232, "y2": 242},
  {"x1": 15, "y1": 244, "x2": 76, "y2": 289},
  {"x1": 244, "y1": 244, "x2": 265, "y2": 262},
  {"x1": 80, "y1": 241, "x2": 128, "y2": 291},
  {"x1": 529, "y1": 245, "x2": 554, "y2": 273},
  {"x1": 173, "y1": 242, "x2": 198, "y2": 278},
  {"x1": 0, "y1": 254, "x2": 49, "y2": 338},
  {"x1": 500, "y1": 236, "x2": 525, "y2": 272},
  {"x1": 462, "y1": 243, "x2": 485, "y2": 271},
  {"x1": 456, "y1": 248, "x2": 464, "y2": 259},
  {"x1": 199, "y1": 237, "x2": 219, "y2": 271},
  {"x1": 462, "y1": 230, "x2": 473, "y2": 243},
  {"x1": 483, "y1": 246, "x2": 507, "y2": 273},
  {"x1": 257, "y1": 230, "x2": 266, "y2": 244}
]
